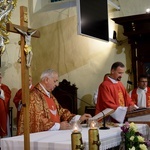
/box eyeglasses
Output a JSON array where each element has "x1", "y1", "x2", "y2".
[{"x1": 139, "y1": 81, "x2": 148, "y2": 83}]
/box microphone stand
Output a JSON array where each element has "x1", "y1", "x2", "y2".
[
  {"x1": 99, "y1": 111, "x2": 110, "y2": 130},
  {"x1": 56, "y1": 87, "x2": 94, "y2": 106},
  {"x1": 54, "y1": 87, "x2": 111, "y2": 129}
]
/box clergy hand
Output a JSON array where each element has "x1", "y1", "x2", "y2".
[
  {"x1": 127, "y1": 105, "x2": 137, "y2": 112},
  {"x1": 60, "y1": 121, "x2": 71, "y2": 130},
  {"x1": 79, "y1": 113, "x2": 92, "y2": 123}
]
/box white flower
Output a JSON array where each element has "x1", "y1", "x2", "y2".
[
  {"x1": 121, "y1": 122, "x2": 149, "y2": 150},
  {"x1": 129, "y1": 146, "x2": 135, "y2": 150},
  {"x1": 130, "y1": 136, "x2": 135, "y2": 141},
  {"x1": 139, "y1": 144, "x2": 148, "y2": 150},
  {"x1": 137, "y1": 136, "x2": 145, "y2": 142},
  {"x1": 130, "y1": 122, "x2": 137, "y2": 132}
]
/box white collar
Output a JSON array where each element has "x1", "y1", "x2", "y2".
[
  {"x1": 137, "y1": 87, "x2": 147, "y2": 92},
  {"x1": 108, "y1": 76, "x2": 118, "y2": 84},
  {"x1": 39, "y1": 83, "x2": 50, "y2": 98}
]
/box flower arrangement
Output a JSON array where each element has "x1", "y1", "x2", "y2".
[{"x1": 121, "y1": 122, "x2": 150, "y2": 150}]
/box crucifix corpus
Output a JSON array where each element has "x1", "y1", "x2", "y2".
[
  {"x1": 7, "y1": 6, "x2": 40, "y2": 150},
  {"x1": 15, "y1": 27, "x2": 37, "y2": 67}
]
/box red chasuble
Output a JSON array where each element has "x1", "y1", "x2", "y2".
[
  {"x1": 95, "y1": 77, "x2": 134, "y2": 115},
  {"x1": 13, "y1": 86, "x2": 34, "y2": 123},
  {"x1": 44, "y1": 96, "x2": 60, "y2": 123},
  {"x1": 0, "y1": 84, "x2": 11, "y2": 137},
  {"x1": 17, "y1": 83, "x2": 75, "y2": 135}
]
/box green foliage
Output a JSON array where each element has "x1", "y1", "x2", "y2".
[{"x1": 121, "y1": 122, "x2": 149, "y2": 150}]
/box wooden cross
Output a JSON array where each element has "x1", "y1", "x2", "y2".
[{"x1": 7, "y1": 6, "x2": 40, "y2": 150}]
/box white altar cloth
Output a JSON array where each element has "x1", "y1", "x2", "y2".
[{"x1": 1, "y1": 124, "x2": 149, "y2": 150}]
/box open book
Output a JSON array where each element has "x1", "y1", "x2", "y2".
[
  {"x1": 110, "y1": 107, "x2": 127, "y2": 123},
  {"x1": 92, "y1": 108, "x2": 114, "y2": 121},
  {"x1": 127, "y1": 107, "x2": 148, "y2": 114}
]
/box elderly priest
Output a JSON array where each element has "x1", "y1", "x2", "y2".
[{"x1": 17, "y1": 69, "x2": 91, "y2": 135}]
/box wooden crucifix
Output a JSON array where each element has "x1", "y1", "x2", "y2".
[{"x1": 7, "y1": 6, "x2": 40, "y2": 150}]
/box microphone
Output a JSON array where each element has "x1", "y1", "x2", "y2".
[
  {"x1": 76, "y1": 95, "x2": 110, "y2": 130},
  {"x1": 127, "y1": 81, "x2": 133, "y2": 85},
  {"x1": 99, "y1": 111, "x2": 110, "y2": 130},
  {"x1": 54, "y1": 87, "x2": 94, "y2": 106},
  {"x1": 76, "y1": 97, "x2": 110, "y2": 130},
  {"x1": 53, "y1": 87, "x2": 110, "y2": 129}
]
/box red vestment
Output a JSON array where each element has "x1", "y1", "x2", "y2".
[
  {"x1": 130, "y1": 87, "x2": 150, "y2": 107},
  {"x1": 13, "y1": 85, "x2": 34, "y2": 123},
  {"x1": 0, "y1": 84, "x2": 11, "y2": 137},
  {"x1": 95, "y1": 77, "x2": 134, "y2": 115},
  {"x1": 44, "y1": 96, "x2": 60, "y2": 123},
  {"x1": 13, "y1": 89, "x2": 22, "y2": 109},
  {"x1": 17, "y1": 83, "x2": 75, "y2": 135}
]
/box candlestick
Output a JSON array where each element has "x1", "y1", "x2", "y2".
[
  {"x1": 88, "y1": 128, "x2": 100, "y2": 150},
  {"x1": 71, "y1": 131, "x2": 84, "y2": 150},
  {"x1": 88, "y1": 120, "x2": 101, "y2": 150},
  {"x1": 71, "y1": 121, "x2": 84, "y2": 150}
]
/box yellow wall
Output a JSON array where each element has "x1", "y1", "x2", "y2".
[
  {"x1": 30, "y1": 5, "x2": 132, "y2": 115},
  {"x1": 1, "y1": 0, "x2": 149, "y2": 128}
]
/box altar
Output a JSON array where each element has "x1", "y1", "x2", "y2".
[{"x1": 1, "y1": 124, "x2": 149, "y2": 150}]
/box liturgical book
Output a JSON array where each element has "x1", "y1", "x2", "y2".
[
  {"x1": 110, "y1": 106, "x2": 127, "y2": 123},
  {"x1": 92, "y1": 108, "x2": 114, "y2": 121}
]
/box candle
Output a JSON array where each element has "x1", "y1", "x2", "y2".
[
  {"x1": 71, "y1": 121, "x2": 84, "y2": 150},
  {"x1": 73, "y1": 123, "x2": 80, "y2": 133},
  {"x1": 90, "y1": 121, "x2": 97, "y2": 129},
  {"x1": 88, "y1": 120, "x2": 101, "y2": 150}
]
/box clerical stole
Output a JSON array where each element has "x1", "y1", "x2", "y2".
[
  {"x1": 118, "y1": 89, "x2": 125, "y2": 106},
  {"x1": 131, "y1": 88, "x2": 150, "y2": 107},
  {"x1": 44, "y1": 95, "x2": 60, "y2": 123}
]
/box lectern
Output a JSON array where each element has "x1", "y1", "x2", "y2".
[{"x1": 126, "y1": 108, "x2": 150, "y2": 126}]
